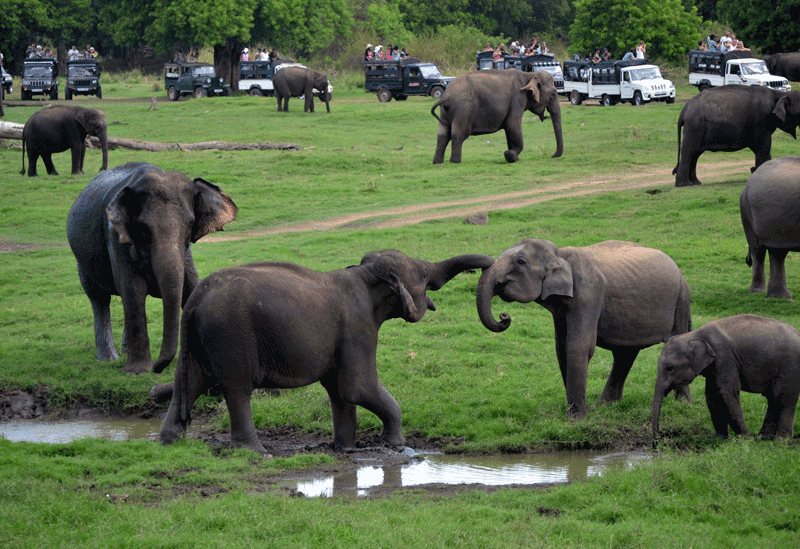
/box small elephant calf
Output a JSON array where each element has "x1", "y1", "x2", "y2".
[{"x1": 653, "y1": 314, "x2": 800, "y2": 444}]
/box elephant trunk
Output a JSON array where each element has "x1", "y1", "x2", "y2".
[
  {"x1": 476, "y1": 263, "x2": 512, "y2": 332},
  {"x1": 151, "y1": 247, "x2": 185, "y2": 374},
  {"x1": 324, "y1": 86, "x2": 331, "y2": 114},
  {"x1": 429, "y1": 254, "x2": 495, "y2": 290},
  {"x1": 651, "y1": 381, "x2": 669, "y2": 448},
  {"x1": 98, "y1": 130, "x2": 108, "y2": 172},
  {"x1": 548, "y1": 100, "x2": 564, "y2": 158}
]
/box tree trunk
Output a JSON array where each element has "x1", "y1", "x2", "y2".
[{"x1": 215, "y1": 39, "x2": 242, "y2": 92}]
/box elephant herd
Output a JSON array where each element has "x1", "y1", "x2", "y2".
[{"x1": 21, "y1": 68, "x2": 800, "y2": 454}]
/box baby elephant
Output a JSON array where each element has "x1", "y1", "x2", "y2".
[{"x1": 653, "y1": 314, "x2": 800, "y2": 444}]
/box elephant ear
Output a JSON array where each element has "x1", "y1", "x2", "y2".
[
  {"x1": 106, "y1": 187, "x2": 135, "y2": 244},
  {"x1": 689, "y1": 339, "x2": 715, "y2": 375},
  {"x1": 520, "y1": 78, "x2": 541, "y2": 103},
  {"x1": 541, "y1": 257, "x2": 573, "y2": 300},
  {"x1": 191, "y1": 178, "x2": 238, "y2": 242}
]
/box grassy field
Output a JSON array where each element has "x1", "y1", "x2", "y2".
[{"x1": 1, "y1": 76, "x2": 799, "y2": 547}]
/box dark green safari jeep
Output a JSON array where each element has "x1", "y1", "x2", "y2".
[{"x1": 164, "y1": 61, "x2": 230, "y2": 101}]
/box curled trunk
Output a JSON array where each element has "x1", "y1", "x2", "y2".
[
  {"x1": 429, "y1": 254, "x2": 494, "y2": 290},
  {"x1": 476, "y1": 265, "x2": 511, "y2": 332}
]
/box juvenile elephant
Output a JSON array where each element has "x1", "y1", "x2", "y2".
[
  {"x1": 273, "y1": 66, "x2": 330, "y2": 113},
  {"x1": 673, "y1": 86, "x2": 800, "y2": 187},
  {"x1": 21, "y1": 105, "x2": 109, "y2": 177},
  {"x1": 652, "y1": 314, "x2": 800, "y2": 444},
  {"x1": 762, "y1": 52, "x2": 800, "y2": 82},
  {"x1": 476, "y1": 240, "x2": 692, "y2": 419},
  {"x1": 431, "y1": 69, "x2": 563, "y2": 164},
  {"x1": 156, "y1": 250, "x2": 494, "y2": 455},
  {"x1": 740, "y1": 156, "x2": 800, "y2": 299},
  {"x1": 66, "y1": 162, "x2": 237, "y2": 374}
]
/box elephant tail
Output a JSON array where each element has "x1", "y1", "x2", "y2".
[
  {"x1": 672, "y1": 115, "x2": 683, "y2": 175},
  {"x1": 430, "y1": 100, "x2": 442, "y2": 122},
  {"x1": 20, "y1": 137, "x2": 26, "y2": 175}
]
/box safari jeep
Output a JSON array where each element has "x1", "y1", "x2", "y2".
[
  {"x1": 237, "y1": 58, "x2": 296, "y2": 96},
  {"x1": 562, "y1": 58, "x2": 675, "y2": 106},
  {"x1": 164, "y1": 61, "x2": 230, "y2": 100},
  {"x1": 687, "y1": 50, "x2": 790, "y2": 92},
  {"x1": 21, "y1": 58, "x2": 59, "y2": 100},
  {"x1": 66, "y1": 59, "x2": 102, "y2": 99},
  {"x1": 364, "y1": 58, "x2": 454, "y2": 102}
]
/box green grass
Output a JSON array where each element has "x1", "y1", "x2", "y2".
[{"x1": 2, "y1": 78, "x2": 800, "y2": 547}]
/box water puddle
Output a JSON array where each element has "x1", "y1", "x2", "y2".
[
  {"x1": 283, "y1": 450, "x2": 650, "y2": 498},
  {"x1": 0, "y1": 417, "x2": 163, "y2": 443}
]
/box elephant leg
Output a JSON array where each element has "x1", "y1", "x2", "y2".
[
  {"x1": 503, "y1": 125, "x2": 523, "y2": 163},
  {"x1": 43, "y1": 153, "x2": 59, "y2": 176},
  {"x1": 321, "y1": 374, "x2": 358, "y2": 449},
  {"x1": 597, "y1": 347, "x2": 640, "y2": 403},
  {"x1": 750, "y1": 245, "x2": 767, "y2": 293},
  {"x1": 27, "y1": 150, "x2": 39, "y2": 176},
  {"x1": 448, "y1": 123, "x2": 467, "y2": 164},
  {"x1": 305, "y1": 89, "x2": 313, "y2": 113},
  {"x1": 276, "y1": 96, "x2": 282, "y2": 112},
  {"x1": 221, "y1": 384, "x2": 269, "y2": 455},
  {"x1": 704, "y1": 386, "x2": 730, "y2": 438},
  {"x1": 159, "y1": 355, "x2": 209, "y2": 446},
  {"x1": 150, "y1": 382, "x2": 174, "y2": 403},
  {"x1": 772, "y1": 392, "x2": 799, "y2": 438},
  {"x1": 687, "y1": 150, "x2": 702, "y2": 185},
  {"x1": 766, "y1": 249, "x2": 792, "y2": 299},
  {"x1": 559, "y1": 322, "x2": 593, "y2": 419},
  {"x1": 71, "y1": 142, "x2": 85, "y2": 175},
  {"x1": 751, "y1": 137, "x2": 772, "y2": 173},
  {"x1": 432, "y1": 124, "x2": 451, "y2": 164},
  {"x1": 337, "y1": 361, "x2": 405, "y2": 447},
  {"x1": 120, "y1": 277, "x2": 153, "y2": 374}
]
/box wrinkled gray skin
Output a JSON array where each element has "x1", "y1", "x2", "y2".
[
  {"x1": 653, "y1": 314, "x2": 800, "y2": 445},
  {"x1": 155, "y1": 250, "x2": 494, "y2": 455},
  {"x1": 273, "y1": 66, "x2": 330, "y2": 113},
  {"x1": 21, "y1": 105, "x2": 109, "y2": 177},
  {"x1": 673, "y1": 86, "x2": 800, "y2": 187},
  {"x1": 762, "y1": 52, "x2": 800, "y2": 82},
  {"x1": 431, "y1": 69, "x2": 564, "y2": 164},
  {"x1": 477, "y1": 240, "x2": 692, "y2": 419},
  {"x1": 66, "y1": 163, "x2": 237, "y2": 374},
  {"x1": 740, "y1": 156, "x2": 800, "y2": 299}
]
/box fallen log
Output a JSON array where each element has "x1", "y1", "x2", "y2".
[{"x1": 0, "y1": 121, "x2": 299, "y2": 151}]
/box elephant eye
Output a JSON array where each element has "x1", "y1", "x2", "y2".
[{"x1": 516, "y1": 257, "x2": 526, "y2": 266}]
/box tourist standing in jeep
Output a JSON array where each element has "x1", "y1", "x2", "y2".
[
  {"x1": 21, "y1": 58, "x2": 58, "y2": 100},
  {"x1": 66, "y1": 59, "x2": 102, "y2": 99}
]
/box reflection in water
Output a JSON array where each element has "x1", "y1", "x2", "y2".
[
  {"x1": 290, "y1": 451, "x2": 651, "y2": 498},
  {"x1": 0, "y1": 418, "x2": 163, "y2": 443}
]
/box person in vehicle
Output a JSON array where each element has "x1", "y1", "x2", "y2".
[
  {"x1": 364, "y1": 44, "x2": 373, "y2": 61},
  {"x1": 622, "y1": 48, "x2": 636, "y2": 61}
]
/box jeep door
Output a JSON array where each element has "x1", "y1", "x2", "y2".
[
  {"x1": 620, "y1": 70, "x2": 634, "y2": 99},
  {"x1": 179, "y1": 66, "x2": 193, "y2": 93},
  {"x1": 404, "y1": 67, "x2": 423, "y2": 95}
]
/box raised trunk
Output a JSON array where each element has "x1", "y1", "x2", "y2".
[
  {"x1": 549, "y1": 100, "x2": 564, "y2": 158},
  {"x1": 98, "y1": 131, "x2": 109, "y2": 172},
  {"x1": 476, "y1": 265, "x2": 511, "y2": 332},
  {"x1": 151, "y1": 250, "x2": 185, "y2": 374},
  {"x1": 429, "y1": 254, "x2": 494, "y2": 290}
]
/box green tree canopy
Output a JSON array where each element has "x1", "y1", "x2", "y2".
[
  {"x1": 717, "y1": 0, "x2": 800, "y2": 54},
  {"x1": 570, "y1": 0, "x2": 702, "y2": 63}
]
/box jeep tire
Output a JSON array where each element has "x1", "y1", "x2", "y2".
[
  {"x1": 666, "y1": 95, "x2": 674, "y2": 104},
  {"x1": 50, "y1": 87, "x2": 58, "y2": 101},
  {"x1": 377, "y1": 88, "x2": 392, "y2": 102},
  {"x1": 193, "y1": 87, "x2": 207, "y2": 99},
  {"x1": 430, "y1": 86, "x2": 444, "y2": 100},
  {"x1": 698, "y1": 83, "x2": 711, "y2": 93},
  {"x1": 633, "y1": 91, "x2": 643, "y2": 106},
  {"x1": 97, "y1": 86, "x2": 102, "y2": 99},
  {"x1": 570, "y1": 90, "x2": 583, "y2": 105},
  {"x1": 601, "y1": 94, "x2": 611, "y2": 107},
  {"x1": 168, "y1": 86, "x2": 179, "y2": 101},
  {"x1": 65, "y1": 89, "x2": 72, "y2": 100},
  {"x1": 249, "y1": 88, "x2": 263, "y2": 97}
]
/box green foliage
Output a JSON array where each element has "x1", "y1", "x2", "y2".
[
  {"x1": 718, "y1": 0, "x2": 800, "y2": 54},
  {"x1": 570, "y1": 0, "x2": 703, "y2": 62},
  {"x1": 256, "y1": 0, "x2": 355, "y2": 57}
]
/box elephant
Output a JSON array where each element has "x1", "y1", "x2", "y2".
[
  {"x1": 476, "y1": 239, "x2": 692, "y2": 419},
  {"x1": 273, "y1": 66, "x2": 330, "y2": 113},
  {"x1": 652, "y1": 314, "x2": 800, "y2": 444},
  {"x1": 431, "y1": 69, "x2": 564, "y2": 164},
  {"x1": 740, "y1": 156, "x2": 800, "y2": 299},
  {"x1": 66, "y1": 162, "x2": 237, "y2": 375},
  {"x1": 762, "y1": 52, "x2": 800, "y2": 82},
  {"x1": 20, "y1": 105, "x2": 109, "y2": 177},
  {"x1": 155, "y1": 250, "x2": 494, "y2": 455},
  {"x1": 672, "y1": 85, "x2": 800, "y2": 187}
]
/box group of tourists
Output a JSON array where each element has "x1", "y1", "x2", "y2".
[
  {"x1": 572, "y1": 41, "x2": 646, "y2": 64},
  {"x1": 25, "y1": 44, "x2": 97, "y2": 60},
  {"x1": 363, "y1": 44, "x2": 409, "y2": 62},
  {"x1": 701, "y1": 30, "x2": 750, "y2": 53},
  {"x1": 240, "y1": 47, "x2": 279, "y2": 62},
  {"x1": 484, "y1": 38, "x2": 549, "y2": 61}
]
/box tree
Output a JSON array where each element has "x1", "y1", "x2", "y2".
[
  {"x1": 717, "y1": 0, "x2": 800, "y2": 54},
  {"x1": 570, "y1": 0, "x2": 703, "y2": 63}
]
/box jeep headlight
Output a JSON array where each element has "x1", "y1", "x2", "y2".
[{"x1": 206, "y1": 78, "x2": 211, "y2": 84}]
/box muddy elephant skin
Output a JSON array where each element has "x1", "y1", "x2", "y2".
[
  {"x1": 21, "y1": 104, "x2": 109, "y2": 176},
  {"x1": 652, "y1": 314, "x2": 800, "y2": 444},
  {"x1": 156, "y1": 250, "x2": 494, "y2": 455},
  {"x1": 740, "y1": 156, "x2": 800, "y2": 299},
  {"x1": 431, "y1": 69, "x2": 563, "y2": 164},
  {"x1": 476, "y1": 239, "x2": 692, "y2": 419},
  {"x1": 672, "y1": 86, "x2": 800, "y2": 187},
  {"x1": 273, "y1": 66, "x2": 330, "y2": 113},
  {"x1": 66, "y1": 162, "x2": 237, "y2": 374}
]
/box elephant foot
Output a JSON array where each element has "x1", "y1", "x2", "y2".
[
  {"x1": 71, "y1": 170, "x2": 85, "y2": 175},
  {"x1": 675, "y1": 180, "x2": 694, "y2": 187},
  {"x1": 432, "y1": 157, "x2": 444, "y2": 165},
  {"x1": 122, "y1": 359, "x2": 153, "y2": 375},
  {"x1": 749, "y1": 283, "x2": 766, "y2": 294},
  {"x1": 692, "y1": 180, "x2": 702, "y2": 186},
  {"x1": 381, "y1": 431, "x2": 406, "y2": 448},
  {"x1": 96, "y1": 347, "x2": 119, "y2": 361},
  {"x1": 566, "y1": 402, "x2": 588, "y2": 420},
  {"x1": 150, "y1": 382, "x2": 174, "y2": 403},
  {"x1": 503, "y1": 150, "x2": 519, "y2": 163},
  {"x1": 766, "y1": 287, "x2": 793, "y2": 300},
  {"x1": 231, "y1": 435, "x2": 272, "y2": 456}
]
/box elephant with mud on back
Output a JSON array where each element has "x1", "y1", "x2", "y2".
[
  {"x1": 476, "y1": 239, "x2": 692, "y2": 419},
  {"x1": 762, "y1": 52, "x2": 800, "y2": 82},
  {"x1": 66, "y1": 162, "x2": 238, "y2": 374},
  {"x1": 21, "y1": 105, "x2": 109, "y2": 177},
  {"x1": 431, "y1": 69, "x2": 564, "y2": 164},
  {"x1": 273, "y1": 66, "x2": 331, "y2": 113},
  {"x1": 672, "y1": 86, "x2": 800, "y2": 187}
]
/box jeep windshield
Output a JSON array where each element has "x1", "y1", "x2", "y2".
[
  {"x1": 192, "y1": 66, "x2": 216, "y2": 76},
  {"x1": 627, "y1": 67, "x2": 663, "y2": 81},
  {"x1": 419, "y1": 65, "x2": 442, "y2": 79},
  {"x1": 25, "y1": 66, "x2": 53, "y2": 77},
  {"x1": 69, "y1": 66, "x2": 98, "y2": 77},
  {"x1": 740, "y1": 61, "x2": 769, "y2": 76},
  {"x1": 537, "y1": 65, "x2": 564, "y2": 77}
]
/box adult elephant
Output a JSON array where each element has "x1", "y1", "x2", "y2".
[
  {"x1": 66, "y1": 163, "x2": 237, "y2": 375},
  {"x1": 740, "y1": 156, "x2": 800, "y2": 299},
  {"x1": 155, "y1": 250, "x2": 494, "y2": 455},
  {"x1": 273, "y1": 66, "x2": 331, "y2": 113},
  {"x1": 431, "y1": 69, "x2": 563, "y2": 164},
  {"x1": 476, "y1": 239, "x2": 692, "y2": 419},
  {"x1": 762, "y1": 53, "x2": 800, "y2": 82},
  {"x1": 672, "y1": 86, "x2": 800, "y2": 187},
  {"x1": 652, "y1": 315, "x2": 800, "y2": 445},
  {"x1": 20, "y1": 105, "x2": 109, "y2": 177}
]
